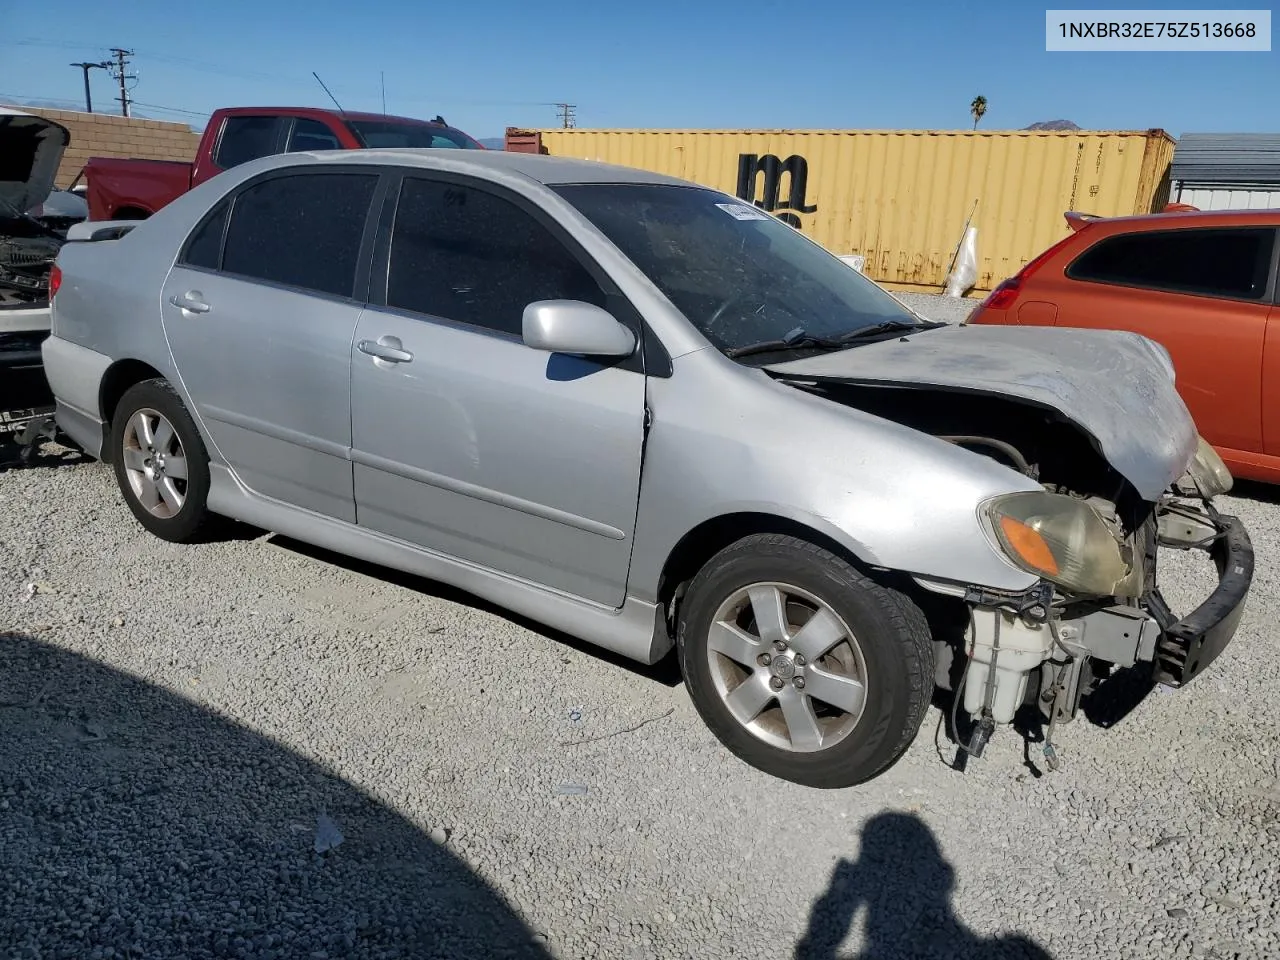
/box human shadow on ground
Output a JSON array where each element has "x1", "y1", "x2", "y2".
[
  {"x1": 0, "y1": 631, "x2": 554, "y2": 959},
  {"x1": 794, "y1": 812, "x2": 1053, "y2": 960}
]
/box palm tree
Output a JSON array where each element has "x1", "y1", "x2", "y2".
[{"x1": 970, "y1": 95, "x2": 987, "y2": 130}]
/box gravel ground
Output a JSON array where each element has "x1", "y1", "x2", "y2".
[
  {"x1": 891, "y1": 292, "x2": 981, "y2": 325},
  {"x1": 2, "y1": 446, "x2": 1279, "y2": 960}
]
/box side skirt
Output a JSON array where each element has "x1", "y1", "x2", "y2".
[{"x1": 207, "y1": 464, "x2": 672, "y2": 665}]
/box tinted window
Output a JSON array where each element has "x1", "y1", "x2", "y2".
[
  {"x1": 348, "y1": 120, "x2": 481, "y2": 150},
  {"x1": 222, "y1": 173, "x2": 379, "y2": 298},
  {"x1": 387, "y1": 178, "x2": 605, "y2": 335},
  {"x1": 287, "y1": 118, "x2": 341, "y2": 152},
  {"x1": 182, "y1": 200, "x2": 229, "y2": 270},
  {"x1": 1068, "y1": 227, "x2": 1276, "y2": 300},
  {"x1": 215, "y1": 116, "x2": 281, "y2": 169}
]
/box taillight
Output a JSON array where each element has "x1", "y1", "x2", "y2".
[
  {"x1": 977, "y1": 228, "x2": 1082, "y2": 312},
  {"x1": 48, "y1": 264, "x2": 62, "y2": 299},
  {"x1": 981, "y1": 277, "x2": 1021, "y2": 310}
]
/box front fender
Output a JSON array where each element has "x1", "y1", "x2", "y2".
[{"x1": 628, "y1": 351, "x2": 1041, "y2": 603}]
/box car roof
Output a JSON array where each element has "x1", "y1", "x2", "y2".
[
  {"x1": 217, "y1": 105, "x2": 451, "y2": 127},
  {"x1": 1074, "y1": 207, "x2": 1280, "y2": 232},
  {"x1": 271, "y1": 146, "x2": 699, "y2": 187}
]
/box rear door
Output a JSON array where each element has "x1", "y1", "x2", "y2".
[
  {"x1": 192, "y1": 114, "x2": 288, "y2": 186},
  {"x1": 160, "y1": 166, "x2": 383, "y2": 521},
  {"x1": 1058, "y1": 225, "x2": 1277, "y2": 456}
]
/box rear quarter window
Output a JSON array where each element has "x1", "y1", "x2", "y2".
[{"x1": 1066, "y1": 226, "x2": 1276, "y2": 301}]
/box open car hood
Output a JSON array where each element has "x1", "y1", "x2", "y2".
[
  {"x1": 765, "y1": 323, "x2": 1198, "y2": 501},
  {"x1": 0, "y1": 107, "x2": 71, "y2": 216}
]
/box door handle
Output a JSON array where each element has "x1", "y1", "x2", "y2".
[
  {"x1": 169, "y1": 291, "x2": 211, "y2": 314},
  {"x1": 358, "y1": 337, "x2": 414, "y2": 364}
]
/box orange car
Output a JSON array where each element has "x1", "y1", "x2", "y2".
[{"x1": 967, "y1": 209, "x2": 1280, "y2": 483}]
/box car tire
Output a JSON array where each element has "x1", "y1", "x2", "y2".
[
  {"x1": 677, "y1": 533, "x2": 935, "y2": 788},
  {"x1": 109, "y1": 378, "x2": 215, "y2": 543}
]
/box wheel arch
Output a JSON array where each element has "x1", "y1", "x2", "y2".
[
  {"x1": 98, "y1": 358, "x2": 166, "y2": 462},
  {"x1": 652, "y1": 509, "x2": 968, "y2": 658},
  {"x1": 655, "y1": 511, "x2": 880, "y2": 640}
]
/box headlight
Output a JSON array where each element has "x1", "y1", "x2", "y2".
[
  {"x1": 1176, "y1": 435, "x2": 1232, "y2": 498},
  {"x1": 982, "y1": 491, "x2": 1131, "y2": 596}
]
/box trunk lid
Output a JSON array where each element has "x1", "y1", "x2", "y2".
[
  {"x1": 765, "y1": 323, "x2": 1197, "y2": 501},
  {"x1": 0, "y1": 108, "x2": 71, "y2": 217}
]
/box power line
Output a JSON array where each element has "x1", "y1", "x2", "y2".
[
  {"x1": 108, "y1": 47, "x2": 135, "y2": 117},
  {"x1": 129, "y1": 100, "x2": 210, "y2": 118}
]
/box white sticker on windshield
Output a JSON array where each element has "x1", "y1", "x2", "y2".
[{"x1": 715, "y1": 202, "x2": 770, "y2": 221}]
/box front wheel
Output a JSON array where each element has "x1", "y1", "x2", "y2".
[
  {"x1": 109, "y1": 378, "x2": 215, "y2": 543},
  {"x1": 677, "y1": 534, "x2": 936, "y2": 788}
]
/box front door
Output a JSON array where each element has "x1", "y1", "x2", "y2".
[
  {"x1": 350, "y1": 174, "x2": 647, "y2": 607},
  {"x1": 161, "y1": 168, "x2": 382, "y2": 521}
]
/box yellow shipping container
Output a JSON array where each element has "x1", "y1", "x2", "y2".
[{"x1": 531, "y1": 128, "x2": 1176, "y2": 293}]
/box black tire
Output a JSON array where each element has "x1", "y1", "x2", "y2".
[
  {"x1": 109, "y1": 378, "x2": 215, "y2": 543},
  {"x1": 677, "y1": 533, "x2": 935, "y2": 789}
]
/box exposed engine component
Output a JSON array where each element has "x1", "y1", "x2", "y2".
[{"x1": 0, "y1": 233, "x2": 62, "y2": 302}]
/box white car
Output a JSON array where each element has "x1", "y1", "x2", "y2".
[{"x1": 1, "y1": 107, "x2": 83, "y2": 370}]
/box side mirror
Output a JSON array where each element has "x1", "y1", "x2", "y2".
[{"x1": 522, "y1": 300, "x2": 636, "y2": 358}]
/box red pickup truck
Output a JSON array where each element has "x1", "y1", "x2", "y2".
[{"x1": 84, "y1": 105, "x2": 485, "y2": 221}]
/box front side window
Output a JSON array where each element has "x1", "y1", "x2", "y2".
[
  {"x1": 552, "y1": 182, "x2": 924, "y2": 356},
  {"x1": 1067, "y1": 227, "x2": 1276, "y2": 301},
  {"x1": 214, "y1": 116, "x2": 282, "y2": 169},
  {"x1": 286, "y1": 118, "x2": 342, "y2": 152},
  {"x1": 386, "y1": 177, "x2": 605, "y2": 336},
  {"x1": 221, "y1": 172, "x2": 379, "y2": 299}
]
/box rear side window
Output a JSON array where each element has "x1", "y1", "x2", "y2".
[
  {"x1": 1068, "y1": 227, "x2": 1276, "y2": 301},
  {"x1": 221, "y1": 172, "x2": 379, "y2": 299},
  {"x1": 181, "y1": 200, "x2": 229, "y2": 270},
  {"x1": 287, "y1": 118, "x2": 341, "y2": 152},
  {"x1": 215, "y1": 116, "x2": 282, "y2": 169},
  {"x1": 385, "y1": 177, "x2": 605, "y2": 336}
]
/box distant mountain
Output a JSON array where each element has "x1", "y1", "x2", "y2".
[
  {"x1": 478, "y1": 137, "x2": 506, "y2": 149},
  {"x1": 1023, "y1": 119, "x2": 1082, "y2": 131}
]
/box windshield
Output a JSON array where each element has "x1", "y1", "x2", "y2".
[
  {"x1": 551, "y1": 182, "x2": 922, "y2": 355},
  {"x1": 346, "y1": 120, "x2": 482, "y2": 150}
]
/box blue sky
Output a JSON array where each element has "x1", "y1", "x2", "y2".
[{"x1": 1, "y1": 0, "x2": 1276, "y2": 138}]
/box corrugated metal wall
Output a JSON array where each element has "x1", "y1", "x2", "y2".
[
  {"x1": 1176, "y1": 186, "x2": 1280, "y2": 210},
  {"x1": 533, "y1": 129, "x2": 1176, "y2": 292}
]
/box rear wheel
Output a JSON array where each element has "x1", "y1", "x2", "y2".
[
  {"x1": 109, "y1": 378, "x2": 214, "y2": 542},
  {"x1": 678, "y1": 533, "x2": 935, "y2": 788}
]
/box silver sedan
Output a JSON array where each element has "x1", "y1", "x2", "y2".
[{"x1": 41, "y1": 148, "x2": 1252, "y2": 787}]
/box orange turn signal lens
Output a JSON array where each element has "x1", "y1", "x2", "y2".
[{"x1": 997, "y1": 515, "x2": 1060, "y2": 577}]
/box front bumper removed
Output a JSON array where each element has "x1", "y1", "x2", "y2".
[{"x1": 960, "y1": 500, "x2": 1253, "y2": 736}]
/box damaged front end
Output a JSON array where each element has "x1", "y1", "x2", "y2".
[
  {"x1": 956, "y1": 438, "x2": 1251, "y2": 765},
  {"x1": 763, "y1": 322, "x2": 1254, "y2": 770}
]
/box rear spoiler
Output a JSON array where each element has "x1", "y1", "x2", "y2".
[
  {"x1": 65, "y1": 219, "x2": 140, "y2": 243},
  {"x1": 1064, "y1": 211, "x2": 1103, "y2": 233}
]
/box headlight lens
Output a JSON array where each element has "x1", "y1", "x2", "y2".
[
  {"x1": 1178, "y1": 435, "x2": 1233, "y2": 498},
  {"x1": 983, "y1": 491, "x2": 1131, "y2": 596}
]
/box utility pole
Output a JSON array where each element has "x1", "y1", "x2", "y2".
[
  {"x1": 70, "y1": 61, "x2": 110, "y2": 113},
  {"x1": 556, "y1": 103, "x2": 576, "y2": 129},
  {"x1": 108, "y1": 48, "x2": 136, "y2": 117}
]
